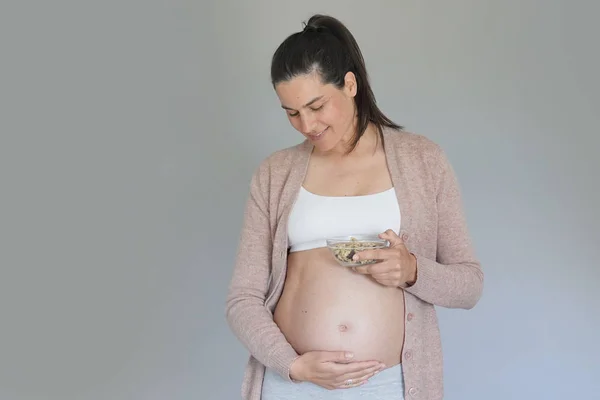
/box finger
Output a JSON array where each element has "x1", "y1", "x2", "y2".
[
  {"x1": 320, "y1": 351, "x2": 355, "y2": 364},
  {"x1": 352, "y1": 265, "x2": 372, "y2": 275},
  {"x1": 337, "y1": 363, "x2": 385, "y2": 382},
  {"x1": 375, "y1": 279, "x2": 398, "y2": 287},
  {"x1": 353, "y1": 248, "x2": 391, "y2": 263},
  {"x1": 335, "y1": 377, "x2": 367, "y2": 389},
  {"x1": 329, "y1": 360, "x2": 382, "y2": 375},
  {"x1": 336, "y1": 370, "x2": 381, "y2": 389},
  {"x1": 370, "y1": 274, "x2": 394, "y2": 283},
  {"x1": 335, "y1": 364, "x2": 385, "y2": 389},
  {"x1": 355, "y1": 260, "x2": 400, "y2": 276},
  {"x1": 362, "y1": 262, "x2": 396, "y2": 275},
  {"x1": 379, "y1": 229, "x2": 406, "y2": 248}
]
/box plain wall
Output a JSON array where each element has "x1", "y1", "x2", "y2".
[{"x1": 1, "y1": 0, "x2": 598, "y2": 399}]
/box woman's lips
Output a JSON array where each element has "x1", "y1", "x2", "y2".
[{"x1": 309, "y1": 127, "x2": 328, "y2": 141}]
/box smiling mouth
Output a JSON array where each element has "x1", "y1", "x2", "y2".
[{"x1": 309, "y1": 127, "x2": 328, "y2": 140}]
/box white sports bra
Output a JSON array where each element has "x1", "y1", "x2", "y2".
[{"x1": 287, "y1": 187, "x2": 401, "y2": 252}]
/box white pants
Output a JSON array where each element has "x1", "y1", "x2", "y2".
[{"x1": 261, "y1": 363, "x2": 405, "y2": 400}]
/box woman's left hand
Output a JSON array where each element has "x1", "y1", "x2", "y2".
[{"x1": 352, "y1": 229, "x2": 418, "y2": 288}]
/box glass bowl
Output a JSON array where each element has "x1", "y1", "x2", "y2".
[{"x1": 325, "y1": 235, "x2": 389, "y2": 267}]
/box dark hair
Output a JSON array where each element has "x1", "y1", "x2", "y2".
[{"x1": 270, "y1": 14, "x2": 403, "y2": 151}]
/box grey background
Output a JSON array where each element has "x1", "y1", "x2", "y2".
[{"x1": 1, "y1": 0, "x2": 598, "y2": 399}]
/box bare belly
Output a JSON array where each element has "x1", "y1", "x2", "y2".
[{"x1": 273, "y1": 248, "x2": 405, "y2": 367}]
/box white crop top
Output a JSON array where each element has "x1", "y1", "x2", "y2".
[{"x1": 287, "y1": 187, "x2": 401, "y2": 252}]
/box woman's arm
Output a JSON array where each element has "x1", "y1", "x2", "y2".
[
  {"x1": 404, "y1": 147, "x2": 484, "y2": 309},
  {"x1": 225, "y1": 163, "x2": 299, "y2": 380}
]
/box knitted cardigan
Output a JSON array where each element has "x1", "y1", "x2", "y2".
[{"x1": 226, "y1": 128, "x2": 484, "y2": 400}]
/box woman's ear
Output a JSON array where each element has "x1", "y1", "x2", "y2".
[{"x1": 343, "y1": 71, "x2": 358, "y2": 97}]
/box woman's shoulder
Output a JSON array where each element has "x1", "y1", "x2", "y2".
[
  {"x1": 253, "y1": 140, "x2": 310, "y2": 176},
  {"x1": 247, "y1": 140, "x2": 310, "y2": 194},
  {"x1": 383, "y1": 127, "x2": 444, "y2": 157},
  {"x1": 384, "y1": 128, "x2": 452, "y2": 173}
]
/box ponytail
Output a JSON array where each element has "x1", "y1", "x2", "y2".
[{"x1": 271, "y1": 14, "x2": 402, "y2": 151}]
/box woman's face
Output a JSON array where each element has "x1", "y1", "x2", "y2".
[{"x1": 275, "y1": 71, "x2": 357, "y2": 153}]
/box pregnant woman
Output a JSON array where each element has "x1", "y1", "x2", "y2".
[{"x1": 225, "y1": 14, "x2": 484, "y2": 400}]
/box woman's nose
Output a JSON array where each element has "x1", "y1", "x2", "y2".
[{"x1": 300, "y1": 115, "x2": 316, "y2": 134}]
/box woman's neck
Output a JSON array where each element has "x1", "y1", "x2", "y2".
[{"x1": 317, "y1": 123, "x2": 382, "y2": 160}]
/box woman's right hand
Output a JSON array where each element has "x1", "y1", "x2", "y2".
[{"x1": 289, "y1": 351, "x2": 386, "y2": 389}]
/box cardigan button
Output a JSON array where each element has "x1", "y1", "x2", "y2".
[
  {"x1": 407, "y1": 313, "x2": 414, "y2": 321},
  {"x1": 409, "y1": 387, "x2": 418, "y2": 396}
]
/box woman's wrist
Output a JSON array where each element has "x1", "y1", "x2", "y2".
[
  {"x1": 289, "y1": 355, "x2": 304, "y2": 382},
  {"x1": 405, "y1": 253, "x2": 418, "y2": 287}
]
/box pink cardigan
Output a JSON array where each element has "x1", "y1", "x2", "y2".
[{"x1": 225, "y1": 128, "x2": 484, "y2": 400}]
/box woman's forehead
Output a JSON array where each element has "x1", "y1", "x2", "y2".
[{"x1": 276, "y1": 74, "x2": 335, "y2": 103}]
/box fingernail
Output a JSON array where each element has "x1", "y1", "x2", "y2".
[{"x1": 352, "y1": 254, "x2": 358, "y2": 261}]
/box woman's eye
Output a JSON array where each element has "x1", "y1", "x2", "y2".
[{"x1": 287, "y1": 104, "x2": 323, "y2": 117}]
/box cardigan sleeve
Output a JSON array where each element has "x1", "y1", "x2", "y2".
[
  {"x1": 225, "y1": 161, "x2": 299, "y2": 381},
  {"x1": 404, "y1": 146, "x2": 484, "y2": 309}
]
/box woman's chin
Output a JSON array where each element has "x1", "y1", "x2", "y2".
[{"x1": 312, "y1": 140, "x2": 336, "y2": 153}]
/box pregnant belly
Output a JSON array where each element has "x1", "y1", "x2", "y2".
[{"x1": 273, "y1": 249, "x2": 406, "y2": 367}]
